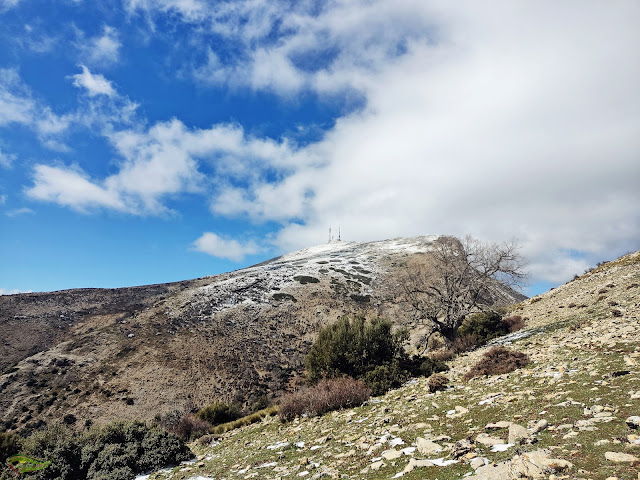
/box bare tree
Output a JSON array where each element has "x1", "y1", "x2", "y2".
[{"x1": 398, "y1": 235, "x2": 526, "y2": 344}]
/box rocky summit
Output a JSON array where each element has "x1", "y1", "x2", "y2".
[
  {"x1": 0, "y1": 235, "x2": 523, "y2": 432},
  {"x1": 134, "y1": 251, "x2": 638, "y2": 480}
]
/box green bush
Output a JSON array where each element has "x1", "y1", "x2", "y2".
[
  {"x1": 305, "y1": 315, "x2": 447, "y2": 395},
  {"x1": 196, "y1": 401, "x2": 241, "y2": 426},
  {"x1": 8, "y1": 421, "x2": 192, "y2": 480},
  {"x1": 457, "y1": 312, "x2": 509, "y2": 345},
  {"x1": 363, "y1": 362, "x2": 406, "y2": 396},
  {"x1": 305, "y1": 316, "x2": 405, "y2": 382}
]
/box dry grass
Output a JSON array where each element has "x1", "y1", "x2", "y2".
[{"x1": 209, "y1": 406, "x2": 279, "y2": 435}]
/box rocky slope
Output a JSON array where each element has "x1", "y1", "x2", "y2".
[
  {"x1": 0, "y1": 236, "x2": 524, "y2": 433},
  {"x1": 136, "y1": 251, "x2": 640, "y2": 480}
]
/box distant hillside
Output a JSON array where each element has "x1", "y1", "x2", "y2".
[
  {"x1": 0, "y1": 236, "x2": 525, "y2": 433},
  {"x1": 134, "y1": 250, "x2": 640, "y2": 480}
]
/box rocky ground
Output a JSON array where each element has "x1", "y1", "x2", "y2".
[{"x1": 135, "y1": 252, "x2": 640, "y2": 480}]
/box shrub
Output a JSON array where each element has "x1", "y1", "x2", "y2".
[
  {"x1": 305, "y1": 316, "x2": 405, "y2": 384},
  {"x1": 279, "y1": 377, "x2": 370, "y2": 422},
  {"x1": 427, "y1": 373, "x2": 449, "y2": 392},
  {"x1": 502, "y1": 315, "x2": 525, "y2": 333},
  {"x1": 171, "y1": 414, "x2": 211, "y2": 441},
  {"x1": 196, "y1": 401, "x2": 241, "y2": 426},
  {"x1": 463, "y1": 346, "x2": 530, "y2": 381},
  {"x1": 209, "y1": 406, "x2": 279, "y2": 435},
  {"x1": 363, "y1": 362, "x2": 407, "y2": 396},
  {"x1": 429, "y1": 349, "x2": 455, "y2": 362},
  {"x1": 13, "y1": 421, "x2": 192, "y2": 480},
  {"x1": 451, "y1": 334, "x2": 480, "y2": 353},
  {"x1": 457, "y1": 312, "x2": 509, "y2": 345},
  {"x1": 1, "y1": 431, "x2": 23, "y2": 464}
]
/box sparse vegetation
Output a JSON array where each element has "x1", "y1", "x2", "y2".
[
  {"x1": 463, "y1": 346, "x2": 530, "y2": 381},
  {"x1": 272, "y1": 293, "x2": 297, "y2": 302},
  {"x1": 278, "y1": 377, "x2": 371, "y2": 421}
]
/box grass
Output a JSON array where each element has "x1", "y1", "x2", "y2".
[
  {"x1": 208, "y1": 406, "x2": 279, "y2": 435},
  {"x1": 133, "y1": 317, "x2": 639, "y2": 480}
]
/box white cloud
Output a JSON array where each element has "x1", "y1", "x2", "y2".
[
  {"x1": 0, "y1": 68, "x2": 72, "y2": 147},
  {"x1": 0, "y1": 68, "x2": 35, "y2": 125},
  {"x1": 0, "y1": 0, "x2": 22, "y2": 11},
  {"x1": 0, "y1": 288, "x2": 31, "y2": 295},
  {"x1": 0, "y1": 194, "x2": 6, "y2": 204},
  {"x1": 25, "y1": 164, "x2": 127, "y2": 213},
  {"x1": 192, "y1": 232, "x2": 260, "y2": 262},
  {"x1": 190, "y1": 2, "x2": 640, "y2": 287},
  {"x1": 26, "y1": 118, "x2": 297, "y2": 215},
  {"x1": 5, "y1": 207, "x2": 34, "y2": 217},
  {"x1": 0, "y1": 147, "x2": 16, "y2": 168},
  {"x1": 78, "y1": 25, "x2": 121, "y2": 66},
  {"x1": 71, "y1": 65, "x2": 116, "y2": 97},
  {"x1": 125, "y1": 0, "x2": 207, "y2": 21}
]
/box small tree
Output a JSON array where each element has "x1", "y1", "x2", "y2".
[
  {"x1": 398, "y1": 235, "x2": 526, "y2": 343},
  {"x1": 305, "y1": 316, "x2": 405, "y2": 385},
  {"x1": 304, "y1": 315, "x2": 446, "y2": 395}
]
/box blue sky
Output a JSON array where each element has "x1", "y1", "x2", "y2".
[{"x1": 1, "y1": 0, "x2": 639, "y2": 296}]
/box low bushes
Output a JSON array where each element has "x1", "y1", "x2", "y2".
[
  {"x1": 463, "y1": 346, "x2": 530, "y2": 381},
  {"x1": 279, "y1": 377, "x2": 370, "y2": 422},
  {"x1": 196, "y1": 401, "x2": 241, "y2": 426},
  {"x1": 457, "y1": 312, "x2": 509, "y2": 345},
  {"x1": 0, "y1": 431, "x2": 23, "y2": 465},
  {"x1": 502, "y1": 315, "x2": 525, "y2": 333},
  {"x1": 427, "y1": 373, "x2": 449, "y2": 392},
  {"x1": 430, "y1": 313, "x2": 526, "y2": 362},
  {"x1": 1, "y1": 421, "x2": 192, "y2": 480},
  {"x1": 171, "y1": 414, "x2": 211, "y2": 441}
]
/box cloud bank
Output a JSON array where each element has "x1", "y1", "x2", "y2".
[{"x1": 22, "y1": 1, "x2": 640, "y2": 287}]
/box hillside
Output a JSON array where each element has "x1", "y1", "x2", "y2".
[
  {"x1": 0, "y1": 236, "x2": 524, "y2": 433},
  {"x1": 135, "y1": 251, "x2": 640, "y2": 480}
]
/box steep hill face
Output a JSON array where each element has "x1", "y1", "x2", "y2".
[
  {"x1": 135, "y1": 251, "x2": 640, "y2": 480},
  {"x1": 0, "y1": 236, "x2": 525, "y2": 433}
]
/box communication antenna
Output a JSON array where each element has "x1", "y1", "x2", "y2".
[
  {"x1": 328, "y1": 226, "x2": 332, "y2": 243},
  {"x1": 338, "y1": 227, "x2": 341, "y2": 242}
]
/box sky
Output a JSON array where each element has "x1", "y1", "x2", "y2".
[{"x1": 0, "y1": 0, "x2": 639, "y2": 297}]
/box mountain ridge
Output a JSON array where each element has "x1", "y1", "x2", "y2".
[{"x1": 0, "y1": 235, "x2": 525, "y2": 434}]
